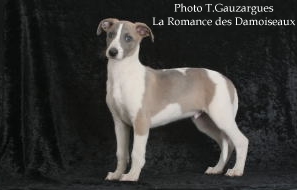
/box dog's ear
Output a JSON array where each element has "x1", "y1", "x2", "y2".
[
  {"x1": 97, "y1": 18, "x2": 119, "y2": 36},
  {"x1": 135, "y1": 22, "x2": 154, "y2": 42}
]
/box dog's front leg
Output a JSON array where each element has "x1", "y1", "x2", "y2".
[
  {"x1": 120, "y1": 115, "x2": 149, "y2": 182},
  {"x1": 105, "y1": 118, "x2": 131, "y2": 181}
]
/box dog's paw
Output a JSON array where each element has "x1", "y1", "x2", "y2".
[
  {"x1": 105, "y1": 172, "x2": 122, "y2": 181},
  {"x1": 225, "y1": 168, "x2": 243, "y2": 177},
  {"x1": 119, "y1": 173, "x2": 139, "y2": 182},
  {"x1": 204, "y1": 166, "x2": 223, "y2": 175}
]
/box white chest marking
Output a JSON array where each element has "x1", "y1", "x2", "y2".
[
  {"x1": 151, "y1": 103, "x2": 195, "y2": 127},
  {"x1": 108, "y1": 48, "x2": 145, "y2": 124}
]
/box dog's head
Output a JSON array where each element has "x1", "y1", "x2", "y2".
[{"x1": 97, "y1": 18, "x2": 154, "y2": 60}]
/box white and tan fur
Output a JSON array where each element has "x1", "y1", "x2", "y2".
[{"x1": 97, "y1": 18, "x2": 249, "y2": 181}]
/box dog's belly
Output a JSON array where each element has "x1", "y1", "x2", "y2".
[{"x1": 150, "y1": 103, "x2": 196, "y2": 128}]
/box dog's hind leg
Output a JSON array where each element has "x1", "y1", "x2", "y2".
[
  {"x1": 205, "y1": 69, "x2": 248, "y2": 176},
  {"x1": 207, "y1": 107, "x2": 248, "y2": 177},
  {"x1": 192, "y1": 113, "x2": 234, "y2": 174}
]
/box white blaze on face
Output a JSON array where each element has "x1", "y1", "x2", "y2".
[{"x1": 106, "y1": 24, "x2": 124, "y2": 59}]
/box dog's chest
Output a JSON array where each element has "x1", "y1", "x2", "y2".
[{"x1": 107, "y1": 61, "x2": 146, "y2": 124}]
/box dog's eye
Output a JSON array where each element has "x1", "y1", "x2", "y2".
[
  {"x1": 125, "y1": 34, "x2": 133, "y2": 42},
  {"x1": 108, "y1": 32, "x2": 115, "y2": 39}
]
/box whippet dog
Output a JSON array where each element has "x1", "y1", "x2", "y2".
[{"x1": 97, "y1": 18, "x2": 249, "y2": 181}]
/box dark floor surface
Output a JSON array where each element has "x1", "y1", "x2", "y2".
[{"x1": 1, "y1": 171, "x2": 297, "y2": 190}]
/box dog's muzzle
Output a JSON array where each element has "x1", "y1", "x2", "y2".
[{"x1": 108, "y1": 48, "x2": 118, "y2": 58}]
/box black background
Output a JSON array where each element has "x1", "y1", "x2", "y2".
[{"x1": 0, "y1": 0, "x2": 297, "y2": 189}]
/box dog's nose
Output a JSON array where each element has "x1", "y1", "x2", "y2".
[{"x1": 108, "y1": 48, "x2": 118, "y2": 57}]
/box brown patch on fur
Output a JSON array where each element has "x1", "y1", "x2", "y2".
[
  {"x1": 134, "y1": 110, "x2": 149, "y2": 136},
  {"x1": 134, "y1": 68, "x2": 216, "y2": 135}
]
